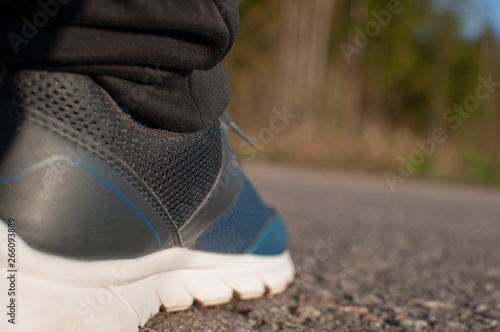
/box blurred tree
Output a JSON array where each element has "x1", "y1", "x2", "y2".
[{"x1": 225, "y1": 0, "x2": 500, "y2": 183}]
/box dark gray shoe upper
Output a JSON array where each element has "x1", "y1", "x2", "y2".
[
  {"x1": 0, "y1": 70, "x2": 235, "y2": 259},
  {"x1": 0, "y1": 107, "x2": 176, "y2": 258},
  {"x1": 0, "y1": 69, "x2": 287, "y2": 260}
]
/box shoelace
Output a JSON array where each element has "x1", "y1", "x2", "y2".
[{"x1": 224, "y1": 113, "x2": 256, "y2": 147}]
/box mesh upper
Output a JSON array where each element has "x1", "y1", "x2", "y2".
[
  {"x1": 0, "y1": 70, "x2": 223, "y2": 228},
  {"x1": 193, "y1": 178, "x2": 275, "y2": 253}
]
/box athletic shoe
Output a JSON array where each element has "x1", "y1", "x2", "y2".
[{"x1": 0, "y1": 69, "x2": 294, "y2": 332}]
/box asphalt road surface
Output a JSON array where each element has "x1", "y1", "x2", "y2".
[{"x1": 142, "y1": 163, "x2": 500, "y2": 332}]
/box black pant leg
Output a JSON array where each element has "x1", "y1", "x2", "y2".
[{"x1": 0, "y1": 0, "x2": 239, "y2": 132}]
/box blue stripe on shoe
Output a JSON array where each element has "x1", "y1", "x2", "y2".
[
  {"x1": 247, "y1": 217, "x2": 288, "y2": 256},
  {"x1": 194, "y1": 177, "x2": 287, "y2": 255},
  {"x1": 0, "y1": 155, "x2": 162, "y2": 249}
]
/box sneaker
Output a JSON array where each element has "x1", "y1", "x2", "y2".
[{"x1": 0, "y1": 69, "x2": 294, "y2": 332}]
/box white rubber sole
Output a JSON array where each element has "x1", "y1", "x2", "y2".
[{"x1": 0, "y1": 221, "x2": 294, "y2": 332}]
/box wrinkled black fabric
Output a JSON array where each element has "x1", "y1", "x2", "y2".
[{"x1": 0, "y1": 0, "x2": 239, "y2": 132}]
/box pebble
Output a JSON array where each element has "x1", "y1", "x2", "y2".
[
  {"x1": 476, "y1": 304, "x2": 489, "y2": 313},
  {"x1": 296, "y1": 305, "x2": 321, "y2": 319},
  {"x1": 422, "y1": 300, "x2": 456, "y2": 310},
  {"x1": 362, "y1": 313, "x2": 376, "y2": 321},
  {"x1": 354, "y1": 294, "x2": 382, "y2": 306},
  {"x1": 341, "y1": 306, "x2": 369, "y2": 315},
  {"x1": 446, "y1": 321, "x2": 462, "y2": 330},
  {"x1": 415, "y1": 319, "x2": 429, "y2": 331},
  {"x1": 269, "y1": 306, "x2": 280, "y2": 314},
  {"x1": 460, "y1": 309, "x2": 473, "y2": 320},
  {"x1": 485, "y1": 283, "x2": 495, "y2": 292},
  {"x1": 399, "y1": 319, "x2": 416, "y2": 328},
  {"x1": 257, "y1": 323, "x2": 279, "y2": 331}
]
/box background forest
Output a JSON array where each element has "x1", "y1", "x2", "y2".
[{"x1": 224, "y1": 0, "x2": 500, "y2": 186}]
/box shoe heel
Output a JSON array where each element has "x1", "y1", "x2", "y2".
[{"x1": 0, "y1": 221, "x2": 141, "y2": 332}]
